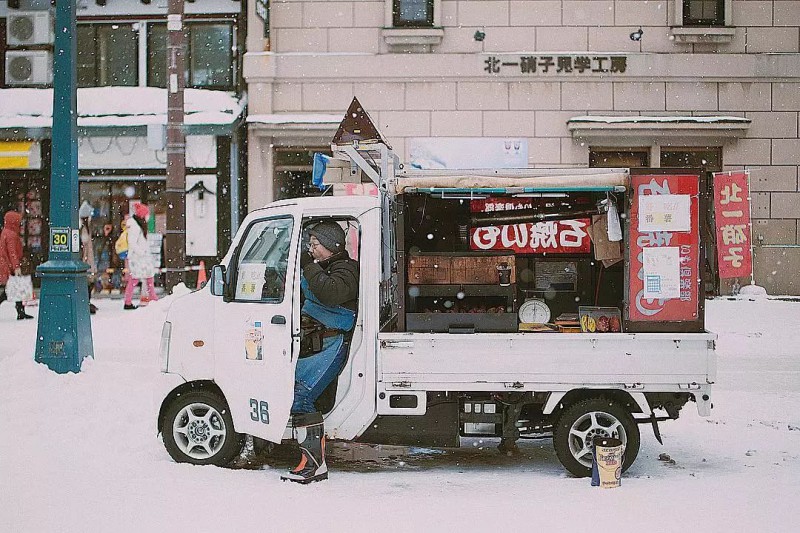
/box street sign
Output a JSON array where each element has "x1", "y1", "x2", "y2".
[{"x1": 50, "y1": 227, "x2": 71, "y2": 252}]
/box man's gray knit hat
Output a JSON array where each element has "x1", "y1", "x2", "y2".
[{"x1": 309, "y1": 220, "x2": 345, "y2": 252}]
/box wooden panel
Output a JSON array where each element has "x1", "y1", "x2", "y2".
[
  {"x1": 407, "y1": 255, "x2": 451, "y2": 284},
  {"x1": 451, "y1": 254, "x2": 516, "y2": 284}
]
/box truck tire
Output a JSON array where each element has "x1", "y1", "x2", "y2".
[
  {"x1": 553, "y1": 397, "x2": 640, "y2": 477},
  {"x1": 162, "y1": 390, "x2": 244, "y2": 467}
]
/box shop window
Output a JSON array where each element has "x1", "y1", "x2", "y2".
[
  {"x1": 393, "y1": 0, "x2": 434, "y2": 28},
  {"x1": 77, "y1": 23, "x2": 139, "y2": 87},
  {"x1": 589, "y1": 148, "x2": 649, "y2": 169},
  {"x1": 383, "y1": 0, "x2": 443, "y2": 52},
  {"x1": 660, "y1": 147, "x2": 722, "y2": 172},
  {"x1": 671, "y1": 0, "x2": 733, "y2": 43},
  {"x1": 274, "y1": 147, "x2": 330, "y2": 201},
  {"x1": 660, "y1": 147, "x2": 722, "y2": 295},
  {"x1": 682, "y1": 0, "x2": 725, "y2": 26},
  {"x1": 147, "y1": 22, "x2": 234, "y2": 90}
]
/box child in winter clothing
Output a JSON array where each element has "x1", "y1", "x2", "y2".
[
  {"x1": 0, "y1": 210, "x2": 33, "y2": 319},
  {"x1": 123, "y1": 203, "x2": 158, "y2": 309}
]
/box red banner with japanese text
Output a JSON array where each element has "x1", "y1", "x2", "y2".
[
  {"x1": 628, "y1": 174, "x2": 699, "y2": 322},
  {"x1": 470, "y1": 219, "x2": 591, "y2": 254},
  {"x1": 713, "y1": 171, "x2": 752, "y2": 279}
]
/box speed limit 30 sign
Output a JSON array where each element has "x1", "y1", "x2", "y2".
[{"x1": 50, "y1": 227, "x2": 77, "y2": 253}]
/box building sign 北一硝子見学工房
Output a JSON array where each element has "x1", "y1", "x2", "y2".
[
  {"x1": 483, "y1": 55, "x2": 627, "y2": 75},
  {"x1": 713, "y1": 171, "x2": 753, "y2": 280}
]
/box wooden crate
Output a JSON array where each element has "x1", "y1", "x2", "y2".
[
  {"x1": 451, "y1": 255, "x2": 516, "y2": 285},
  {"x1": 407, "y1": 255, "x2": 452, "y2": 284}
]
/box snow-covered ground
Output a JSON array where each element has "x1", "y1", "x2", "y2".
[{"x1": 1, "y1": 294, "x2": 798, "y2": 533}]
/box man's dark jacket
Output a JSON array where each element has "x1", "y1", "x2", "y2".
[{"x1": 302, "y1": 252, "x2": 358, "y2": 313}]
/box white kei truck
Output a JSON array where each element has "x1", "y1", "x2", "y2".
[{"x1": 155, "y1": 105, "x2": 716, "y2": 477}]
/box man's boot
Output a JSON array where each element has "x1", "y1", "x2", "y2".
[{"x1": 281, "y1": 412, "x2": 328, "y2": 484}]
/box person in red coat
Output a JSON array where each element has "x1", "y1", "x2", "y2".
[{"x1": 0, "y1": 210, "x2": 33, "y2": 320}]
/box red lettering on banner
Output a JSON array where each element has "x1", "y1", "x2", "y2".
[
  {"x1": 714, "y1": 171, "x2": 752, "y2": 279},
  {"x1": 469, "y1": 219, "x2": 591, "y2": 254}
]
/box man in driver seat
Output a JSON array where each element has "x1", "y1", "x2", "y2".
[{"x1": 282, "y1": 220, "x2": 358, "y2": 484}]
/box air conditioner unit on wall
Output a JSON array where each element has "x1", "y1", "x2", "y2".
[
  {"x1": 7, "y1": 11, "x2": 55, "y2": 47},
  {"x1": 5, "y1": 51, "x2": 53, "y2": 86}
]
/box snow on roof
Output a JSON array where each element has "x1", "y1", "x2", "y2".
[
  {"x1": 246, "y1": 113, "x2": 342, "y2": 125},
  {"x1": 569, "y1": 115, "x2": 751, "y2": 124},
  {"x1": 0, "y1": 87, "x2": 244, "y2": 129}
]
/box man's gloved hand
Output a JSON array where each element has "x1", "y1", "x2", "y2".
[{"x1": 299, "y1": 250, "x2": 314, "y2": 269}]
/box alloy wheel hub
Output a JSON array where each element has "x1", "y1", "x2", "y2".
[{"x1": 188, "y1": 420, "x2": 210, "y2": 443}]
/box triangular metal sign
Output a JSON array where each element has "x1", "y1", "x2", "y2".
[{"x1": 332, "y1": 97, "x2": 390, "y2": 148}]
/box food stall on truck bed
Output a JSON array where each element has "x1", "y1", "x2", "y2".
[{"x1": 155, "y1": 101, "x2": 716, "y2": 477}]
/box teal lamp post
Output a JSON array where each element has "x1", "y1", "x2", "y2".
[{"x1": 34, "y1": 0, "x2": 93, "y2": 373}]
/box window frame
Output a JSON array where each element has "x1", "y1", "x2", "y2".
[
  {"x1": 391, "y1": 0, "x2": 435, "y2": 28},
  {"x1": 77, "y1": 22, "x2": 140, "y2": 88},
  {"x1": 146, "y1": 20, "x2": 236, "y2": 91},
  {"x1": 682, "y1": 0, "x2": 726, "y2": 27},
  {"x1": 589, "y1": 147, "x2": 650, "y2": 169},
  {"x1": 382, "y1": 0, "x2": 444, "y2": 52},
  {"x1": 230, "y1": 215, "x2": 295, "y2": 304}
]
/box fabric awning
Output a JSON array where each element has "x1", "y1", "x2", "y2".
[{"x1": 395, "y1": 171, "x2": 629, "y2": 193}]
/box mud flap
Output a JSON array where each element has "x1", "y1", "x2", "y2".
[{"x1": 650, "y1": 414, "x2": 663, "y2": 445}]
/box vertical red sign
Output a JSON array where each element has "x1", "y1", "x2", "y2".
[
  {"x1": 713, "y1": 171, "x2": 752, "y2": 279},
  {"x1": 629, "y1": 174, "x2": 700, "y2": 322}
]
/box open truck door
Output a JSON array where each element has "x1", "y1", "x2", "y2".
[{"x1": 213, "y1": 211, "x2": 301, "y2": 443}]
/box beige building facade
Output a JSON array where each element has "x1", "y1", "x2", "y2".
[{"x1": 243, "y1": 0, "x2": 800, "y2": 295}]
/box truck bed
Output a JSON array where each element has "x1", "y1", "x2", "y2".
[{"x1": 377, "y1": 332, "x2": 716, "y2": 392}]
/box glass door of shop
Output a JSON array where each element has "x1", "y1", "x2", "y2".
[
  {"x1": 0, "y1": 174, "x2": 49, "y2": 279},
  {"x1": 79, "y1": 178, "x2": 167, "y2": 288}
]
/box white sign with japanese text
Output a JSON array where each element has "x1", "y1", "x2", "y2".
[
  {"x1": 638, "y1": 194, "x2": 691, "y2": 232},
  {"x1": 642, "y1": 246, "x2": 680, "y2": 299},
  {"x1": 235, "y1": 263, "x2": 267, "y2": 301}
]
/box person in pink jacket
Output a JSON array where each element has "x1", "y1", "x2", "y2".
[
  {"x1": 0, "y1": 210, "x2": 33, "y2": 320},
  {"x1": 123, "y1": 203, "x2": 159, "y2": 310}
]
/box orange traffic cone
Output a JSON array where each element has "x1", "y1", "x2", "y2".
[{"x1": 197, "y1": 260, "x2": 208, "y2": 289}]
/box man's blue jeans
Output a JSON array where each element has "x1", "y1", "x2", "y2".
[{"x1": 292, "y1": 334, "x2": 348, "y2": 414}]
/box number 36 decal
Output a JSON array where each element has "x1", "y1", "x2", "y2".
[{"x1": 249, "y1": 398, "x2": 270, "y2": 424}]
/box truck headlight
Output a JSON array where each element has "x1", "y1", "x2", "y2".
[{"x1": 159, "y1": 321, "x2": 172, "y2": 373}]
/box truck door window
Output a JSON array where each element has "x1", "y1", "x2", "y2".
[{"x1": 233, "y1": 217, "x2": 294, "y2": 302}]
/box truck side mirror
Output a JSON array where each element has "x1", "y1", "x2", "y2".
[{"x1": 210, "y1": 264, "x2": 227, "y2": 298}]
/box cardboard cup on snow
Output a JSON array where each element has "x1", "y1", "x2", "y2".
[{"x1": 591, "y1": 437, "x2": 624, "y2": 488}]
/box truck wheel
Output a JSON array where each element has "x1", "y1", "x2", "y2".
[
  {"x1": 162, "y1": 390, "x2": 244, "y2": 466},
  {"x1": 553, "y1": 397, "x2": 640, "y2": 478}
]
